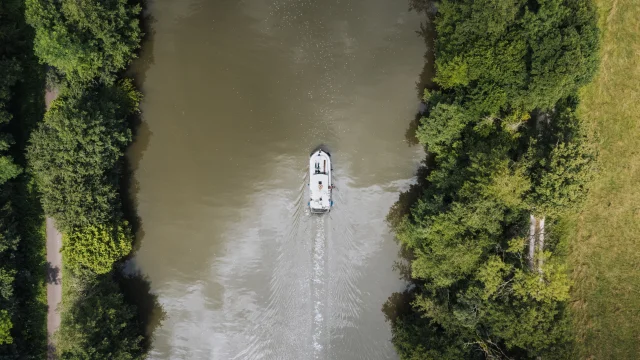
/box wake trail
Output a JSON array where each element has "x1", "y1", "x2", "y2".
[
  {"x1": 233, "y1": 167, "x2": 312, "y2": 360},
  {"x1": 311, "y1": 214, "x2": 328, "y2": 359}
]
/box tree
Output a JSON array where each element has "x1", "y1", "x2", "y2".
[
  {"x1": 525, "y1": 100, "x2": 596, "y2": 215},
  {"x1": 389, "y1": 0, "x2": 599, "y2": 356},
  {"x1": 433, "y1": 0, "x2": 599, "y2": 115},
  {"x1": 26, "y1": 0, "x2": 142, "y2": 83},
  {"x1": 0, "y1": 0, "x2": 49, "y2": 356},
  {"x1": 27, "y1": 82, "x2": 137, "y2": 231},
  {"x1": 57, "y1": 274, "x2": 144, "y2": 360},
  {"x1": 64, "y1": 222, "x2": 133, "y2": 275},
  {"x1": 0, "y1": 310, "x2": 12, "y2": 345},
  {"x1": 417, "y1": 102, "x2": 470, "y2": 156},
  {"x1": 0, "y1": 167, "x2": 21, "y2": 355},
  {"x1": 0, "y1": 25, "x2": 23, "y2": 186},
  {"x1": 391, "y1": 313, "x2": 466, "y2": 360}
]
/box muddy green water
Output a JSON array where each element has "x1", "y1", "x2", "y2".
[{"x1": 128, "y1": 0, "x2": 427, "y2": 358}]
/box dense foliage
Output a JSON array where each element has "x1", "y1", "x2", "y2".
[
  {"x1": 0, "y1": 6, "x2": 24, "y2": 343},
  {"x1": 524, "y1": 100, "x2": 597, "y2": 216},
  {"x1": 24, "y1": 0, "x2": 147, "y2": 358},
  {"x1": 389, "y1": 0, "x2": 600, "y2": 358},
  {"x1": 0, "y1": 0, "x2": 48, "y2": 357},
  {"x1": 57, "y1": 273, "x2": 144, "y2": 360},
  {"x1": 0, "y1": 2, "x2": 24, "y2": 186},
  {"x1": 28, "y1": 83, "x2": 137, "y2": 232},
  {"x1": 433, "y1": 0, "x2": 599, "y2": 115},
  {"x1": 64, "y1": 222, "x2": 133, "y2": 275},
  {"x1": 0, "y1": 198, "x2": 19, "y2": 348},
  {"x1": 26, "y1": 0, "x2": 142, "y2": 83}
]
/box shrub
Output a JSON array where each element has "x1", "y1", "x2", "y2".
[{"x1": 64, "y1": 222, "x2": 133, "y2": 275}]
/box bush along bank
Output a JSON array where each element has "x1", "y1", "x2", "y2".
[
  {"x1": 25, "y1": 0, "x2": 146, "y2": 358},
  {"x1": 388, "y1": 0, "x2": 600, "y2": 359}
]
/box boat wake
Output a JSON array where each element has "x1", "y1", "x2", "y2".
[
  {"x1": 225, "y1": 162, "x2": 406, "y2": 359},
  {"x1": 311, "y1": 214, "x2": 328, "y2": 358}
]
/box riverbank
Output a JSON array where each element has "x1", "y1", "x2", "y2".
[
  {"x1": 567, "y1": 0, "x2": 640, "y2": 356},
  {"x1": 25, "y1": 1, "x2": 147, "y2": 358},
  {"x1": 388, "y1": 0, "x2": 600, "y2": 358}
]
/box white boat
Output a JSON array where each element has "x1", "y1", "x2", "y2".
[{"x1": 309, "y1": 149, "x2": 332, "y2": 213}]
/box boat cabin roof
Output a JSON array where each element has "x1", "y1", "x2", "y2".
[{"x1": 309, "y1": 151, "x2": 331, "y2": 212}]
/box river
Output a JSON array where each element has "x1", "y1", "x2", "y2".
[{"x1": 128, "y1": 0, "x2": 427, "y2": 358}]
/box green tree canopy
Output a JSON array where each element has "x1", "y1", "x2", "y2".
[
  {"x1": 0, "y1": 8, "x2": 23, "y2": 186},
  {"x1": 27, "y1": 83, "x2": 138, "y2": 231},
  {"x1": 26, "y1": 0, "x2": 142, "y2": 83},
  {"x1": 524, "y1": 100, "x2": 597, "y2": 215},
  {"x1": 0, "y1": 0, "x2": 49, "y2": 356},
  {"x1": 64, "y1": 221, "x2": 133, "y2": 275},
  {"x1": 57, "y1": 274, "x2": 144, "y2": 360},
  {"x1": 433, "y1": 0, "x2": 599, "y2": 115},
  {"x1": 389, "y1": 0, "x2": 599, "y2": 356},
  {"x1": 0, "y1": 310, "x2": 12, "y2": 345},
  {"x1": 392, "y1": 98, "x2": 591, "y2": 357}
]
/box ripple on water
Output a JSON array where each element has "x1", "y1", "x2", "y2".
[
  {"x1": 311, "y1": 215, "x2": 328, "y2": 359},
  {"x1": 234, "y1": 167, "x2": 314, "y2": 360}
]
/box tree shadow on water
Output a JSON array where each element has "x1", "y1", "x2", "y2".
[
  {"x1": 118, "y1": 99, "x2": 161, "y2": 353},
  {"x1": 382, "y1": 290, "x2": 415, "y2": 326},
  {"x1": 405, "y1": 4, "x2": 437, "y2": 146},
  {"x1": 114, "y1": 2, "x2": 163, "y2": 351},
  {"x1": 126, "y1": 0, "x2": 157, "y2": 89},
  {"x1": 116, "y1": 265, "x2": 166, "y2": 352},
  {"x1": 383, "y1": 163, "x2": 433, "y2": 323},
  {"x1": 394, "y1": 0, "x2": 439, "y2": 229},
  {"x1": 404, "y1": 111, "x2": 423, "y2": 146},
  {"x1": 415, "y1": 19, "x2": 437, "y2": 100},
  {"x1": 383, "y1": 0, "x2": 439, "y2": 325},
  {"x1": 121, "y1": 0, "x2": 155, "y2": 251},
  {"x1": 386, "y1": 163, "x2": 432, "y2": 229},
  {"x1": 123, "y1": 117, "x2": 152, "y2": 253},
  {"x1": 117, "y1": 117, "x2": 163, "y2": 353}
]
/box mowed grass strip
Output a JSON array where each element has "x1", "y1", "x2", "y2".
[{"x1": 569, "y1": 0, "x2": 640, "y2": 357}]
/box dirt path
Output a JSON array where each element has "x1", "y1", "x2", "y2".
[
  {"x1": 46, "y1": 218, "x2": 62, "y2": 358},
  {"x1": 45, "y1": 88, "x2": 61, "y2": 359},
  {"x1": 528, "y1": 215, "x2": 546, "y2": 273}
]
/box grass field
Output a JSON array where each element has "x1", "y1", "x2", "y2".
[{"x1": 568, "y1": 0, "x2": 640, "y2": 357}]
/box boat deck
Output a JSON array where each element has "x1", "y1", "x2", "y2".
[{"x1": 309, "y1": 151, "x2": 332, "y2": 212}]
